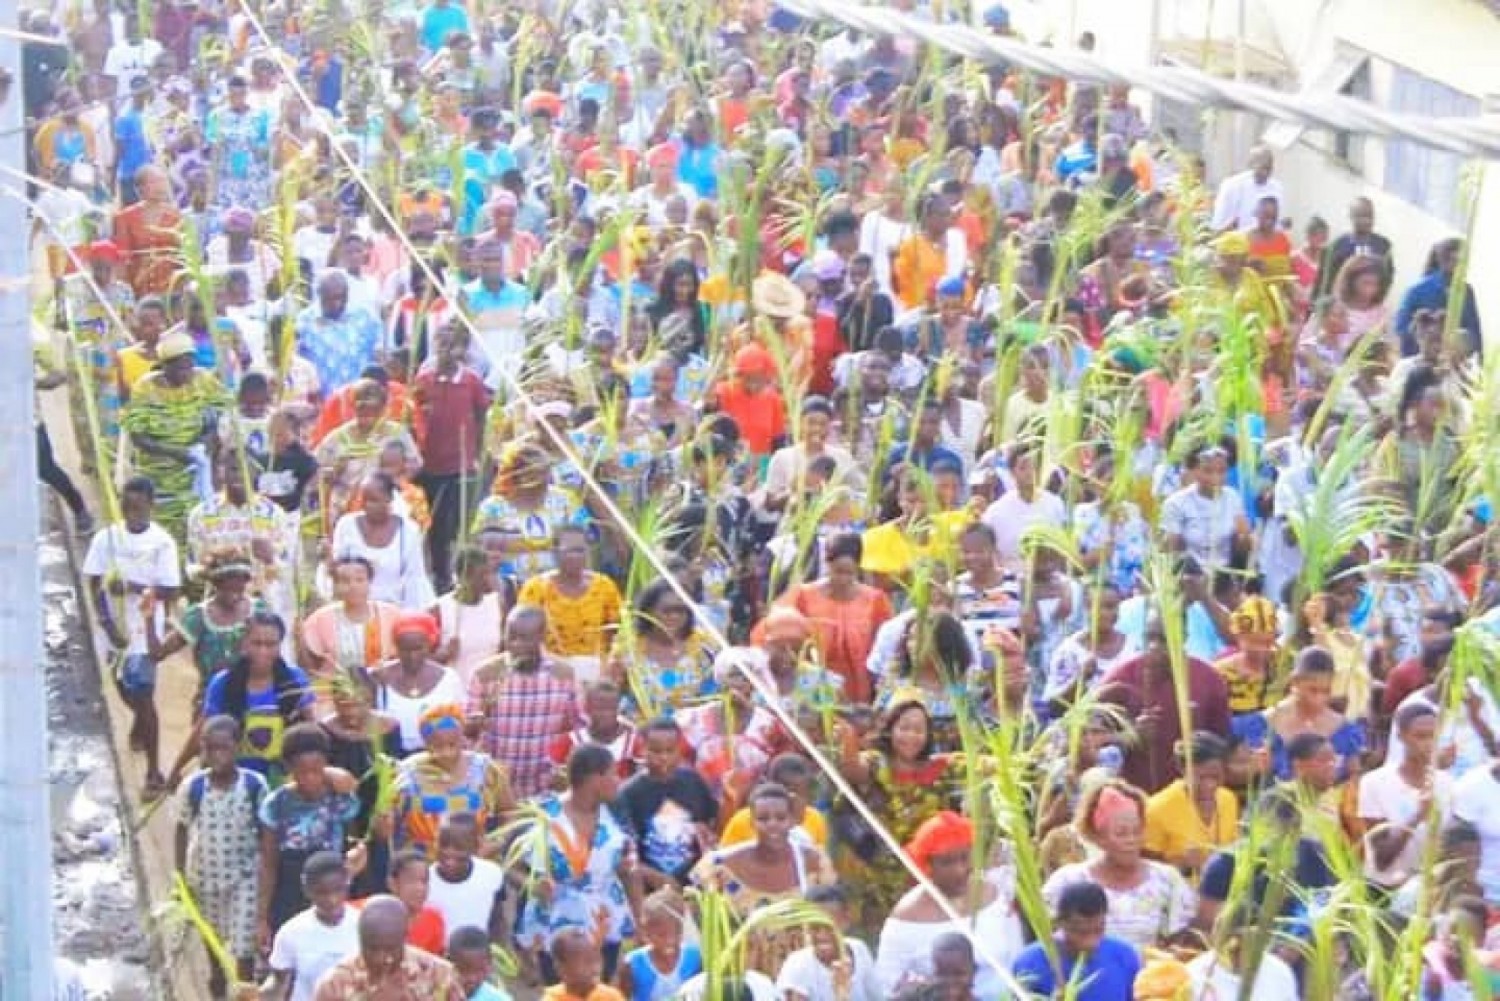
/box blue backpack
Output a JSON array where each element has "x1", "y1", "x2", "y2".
[{"x1": 183, "y1": 767, "x2": 268, "y2": 827}]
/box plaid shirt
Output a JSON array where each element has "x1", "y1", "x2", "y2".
[
  {"x1": 466, "y1": 659, "x2": 578, "y2": 800},
  {"x1": 312, "y1": 947, "x2": 465, "y2": 1000}
]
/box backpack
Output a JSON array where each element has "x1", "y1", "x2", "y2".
[{"x1": 184, "y1": 767, "x2": 267, "y2": 828}]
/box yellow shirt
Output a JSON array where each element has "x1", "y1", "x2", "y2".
[
  {"x1": 118, "y1": 346, "x2": 155, "y2": 394},
  {"x1": 516, "y1": 571, "x2": 623, "y2": 658},
  {"x1": 1143, "y1": 779, "x2": 1239, "y2": 872},
  {"x1": 860, "y1": 514, "x2": 963, "y2": 577},
  {"x1": 720, "y1": 804, "x2": 829, "y2": 850}
]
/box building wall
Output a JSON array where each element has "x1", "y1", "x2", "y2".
[{"x1": 1252, "y1": 0, "x2": 1500, "y2": 344}]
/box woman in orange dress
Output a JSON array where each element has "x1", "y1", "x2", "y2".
[
  {"x1": 112, "y1": 165, "x2": 183, "y2": 298},
  {"x1": 778, "y1": 531, "x2": 893, "y2": 704}
]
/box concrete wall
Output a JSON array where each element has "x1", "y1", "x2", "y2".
[{"x1": 1250, "y1": 0, "x2": 1500, "y2": 343}]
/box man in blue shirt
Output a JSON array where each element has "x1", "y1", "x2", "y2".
[
  {"x1": 419, "y1": 0, "x2": 470, "y2": 56},
  {"x1": 295, "y1": 271, "x2": 384, "y2": 393},
  {"x1": 885, "y1": 397, "x2": 964, "y2": 485},
  {"x1": 114, "y1": 76, "x2": 155, "y2": 204},
  {"x1": 1394, "y1": 237, "x2": 1482, "y2": 357},
  {"x1": 1013, "y1": 881, "x2": 1140, "y2": 999}
]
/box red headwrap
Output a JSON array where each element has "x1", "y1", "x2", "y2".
[
  {"x1": 905, "y1": 810, "x2": 974, "y2": 873},
  {"x1": 392, "y1": 611, "x2": 440, "y2": 648}
]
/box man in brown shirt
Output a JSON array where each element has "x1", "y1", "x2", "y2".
[{"x1": 312, "y1": 896, "x2": 465, "y2": 1000}]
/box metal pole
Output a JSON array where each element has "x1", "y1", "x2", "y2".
[{"x1": 0, "y1": 0, "x2": 56, "y2": 992}]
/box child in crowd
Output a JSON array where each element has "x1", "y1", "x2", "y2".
[
  {"x1": 257, "y1": 723, "x2": 362, "y2": 934},
  {"x1": 174, "y1": 715, "x2": 267, "y2": 999},
  {"x1": 358, "y1": 847, "x2": 446, "y2": 955},
  {"x1": 450, "y1": 924, "x2": 514, "y2": 1001},
  {"x1": 776, "y1": 886, "x2": 880, "y2": 1001},
  {"x1": 544, "y1": 927, "x2": 627, "y2": 1001},
  {"x1": 427, "y1": 812, "x2": 506, "y2": 937},
  {"x1": 552, "y1": 679, "x2": 642, "y2": 780},
  {"x1": 262, "y1": 851, "x2": 360, "y2": 1001},
  {"x1": 618, "y1": 888, "x2": 703, "y2": 1001},
  {"x1": 83, "y1": 475, "x2": 181, "y2": 797},
  {"x1": 616, "y1": 717, "x2": 719, "y2": 889},
  {"x1": 720, "y1": 753, "x2": 828, "y2": 850}
]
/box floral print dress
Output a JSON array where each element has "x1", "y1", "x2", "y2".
[
  {"x1": 518, "y1": 795, "x2": 638, "y2": 952},
  {"x1": 836, "y1": 751, "x2": 965, "y2": 931}
]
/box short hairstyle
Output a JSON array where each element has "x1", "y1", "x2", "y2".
[
  {"x1": 448, "y1": 925, "x2": 491, "y2": 955},
  {"x1": 1285, "y1": 731, "x2": 1329, "y2": 763},
  {"x1": 301, "y1": 850, "x2": 347, "y2": 886},
  {"x1": 281, "y1": 722, "x2": 331, "y2": 764},
  {"x1": 567, "y1": 742, "x2": 615, "y2": 786},
  {"x1": 1056, "y1": 880, "x2": 1108, "y2": 920}
]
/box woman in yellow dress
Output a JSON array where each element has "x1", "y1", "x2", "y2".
[{"x1": 516, "y1": 525, "x2": 622, "y2": 680}]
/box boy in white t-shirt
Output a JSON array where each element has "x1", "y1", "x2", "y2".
[
  {"x1": 428, "y1": 812, "x2": 506, "y2": 937},
  {"x1": 262, "y1": 851, "x2": 360, "y2": 1001},
  {"x1": 82, "y1": 475, "x2": 181, "y2": 796},
  {"x1": 777, "y1": 886, "x2": 880, "y2": 1001}
]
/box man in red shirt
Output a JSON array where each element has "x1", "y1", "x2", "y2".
[
  {"x1": 1380, "y1": 607, "x2": 1462, "y2": 718},
  {"x1": 1098, "y1": 609, "x2": 1233, "y2": 793},
  {"x1": 412, "y1": 322, "x2": 492, "y2": 592}
]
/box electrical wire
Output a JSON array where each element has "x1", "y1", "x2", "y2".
[{"x1": 779, "y1": 0, "x2": 1500, "y2": 159}]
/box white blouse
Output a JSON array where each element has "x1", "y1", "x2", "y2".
[{"x1": 331, "y1": 513, "x2": 436, "y2": 610}]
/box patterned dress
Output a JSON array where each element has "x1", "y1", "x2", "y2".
[
  {"x1": 258, "y1": 784, "x2": 361, "y2": 929},
  {"x1": 618, "y1": 631, "x2": 719, "y2": 716},
  {"x1": 121, "y1": 369, "x2": 231, "y2": 544},
  {"x1": 470, "y1": 487, "x2": 589, "y2": 579},
  {"x1": 690, "y1": 842, "x2": 836, "y2": 975},
  {"x1": 314, "y1": 419, "x2": 423, "y2": 528},
  {"x1": 63, "y1": 278, "x2": 135, "y2": 477},
  {"x1": 518, "y1": 795, "x2": 638, "y2": 952},
  {"x1": 175, "y1": 599, "x2": 267, "y2": 688},
  {"x1": 205, "y1": 104, "x2": 272, "y2": 211},
  {"x1": 393, "y1": 749, "x2": 513, "y2": 856},
  {"x1": 835, "y1": 751, "x2": 965, "y2": 931},
  {"x1": 177, "y1": 768, "x2": 266, "y2": 957}
]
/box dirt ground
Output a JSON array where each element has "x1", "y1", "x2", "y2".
[{"x1": 40, "y1": 386, "x2": 210, "y2": 1000}]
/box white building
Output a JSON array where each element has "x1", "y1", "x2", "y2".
[{"x1": 1014, "y1": 0, "x2": 1500, "y2": 344}]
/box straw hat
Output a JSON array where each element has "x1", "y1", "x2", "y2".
[
  {"x1": 156, "y1": 329, "x2": 196, "y2": 363},
  {"x1": 751, "y1": 271, "x2": 806, "y2": 320}
]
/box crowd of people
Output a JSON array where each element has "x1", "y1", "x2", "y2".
[{"x1": 22, "y1": 0, "x2": 1500, "y2": 999}]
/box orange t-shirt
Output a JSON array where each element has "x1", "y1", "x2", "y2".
[
  {"x1": 351, "y1": 901, "x2": 446, "y2": 955},
  {"x1": 718, "y1": 97, "x2": 750, "y2": 141},
  {"x1": 713, "y1": 380, "x2": 786, "y2": 457}
]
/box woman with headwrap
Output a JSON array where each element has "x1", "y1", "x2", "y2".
[
  {"x1": 471, "y1": 442, "x2": 590, "y2": 583},
  {"x1": 831, "y1": 692, "x2": 969, "y2": 931},
  {"x1": 676, "y1": 648, "x2": 787, "y2": 806},
  {"x1": 874, "y1": 811, "x2": 1025, "y2": 998},
  {"x1": 1041, "y1": 779, "x2": 1196, "y2": 952},
  {"x1": 370, "y1": 611, "x2": 467, "y2": 757},
  {"x1": 204, "y1": 206, "x2": 281, "y2": 302},
  {"x1": 393, "y1": 703, "x2": 514, "y2": 856}
]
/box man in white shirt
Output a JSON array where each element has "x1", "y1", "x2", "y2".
[
  {"x1": 980, "y1": 446, "x2": 1067, "y2": 568},
  {"x1": 82, "y1": 476, "x2": 181, "y2": 794},
  {"x1": 101, "y1": 16, "x2": 163, "y2": 99},
  {"x1": 1211, "y1": 145, "x2": 1285, "y2": 232},
  {"x1": 262, "y1": 852, "x2": 360, "y2": 1001}
]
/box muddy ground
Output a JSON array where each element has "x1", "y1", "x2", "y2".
[{"x1": 42, "y1": 507, "x2": 156, "y2": 999}]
